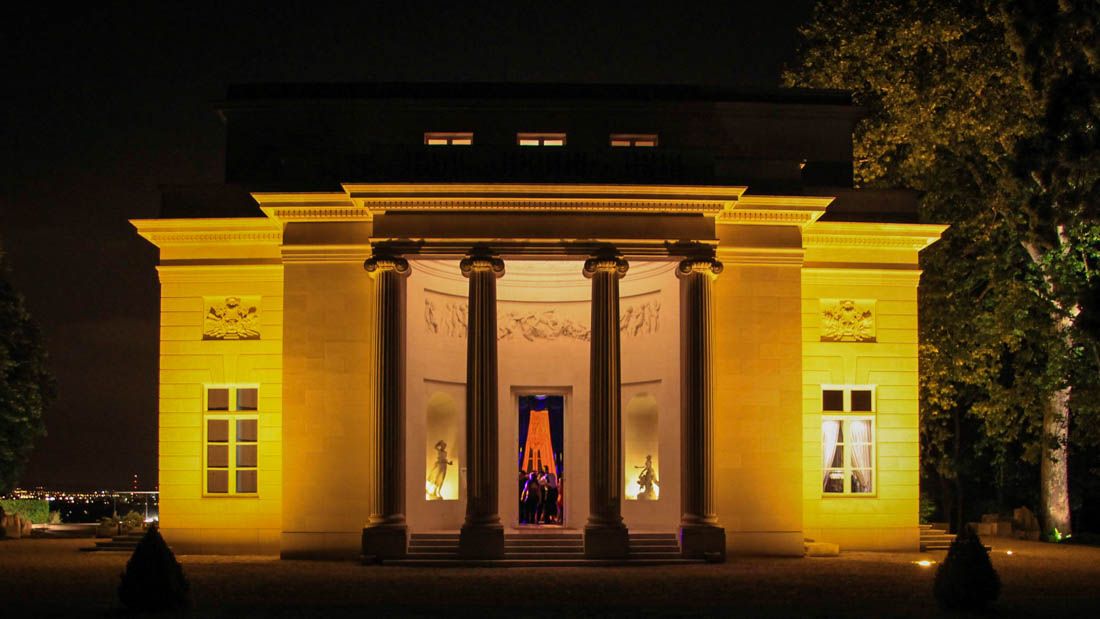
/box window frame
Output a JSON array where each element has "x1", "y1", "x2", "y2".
[
  {"x1": 820, "y1": 385, "x2": 877, "y2": 498},
  {"x1": 203, "y1": 384, "x2": 260, "y2": 497},
  {"x1": 609, "y1": 133, "x2": 658, "y2": 148},
  {"x1": 424, "y1": 132, "x2": 474, "y2": 146},
  {"x1": 516, "y1": 132, "x2": 567, "y2": 147}
]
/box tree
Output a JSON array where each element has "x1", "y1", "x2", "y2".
[
  {"x1": 0, "y1": 244, "x2": 53, "y2": 494},
  {"x1": 785, "y1": 0, "x2": 1100, "y2": 535}
]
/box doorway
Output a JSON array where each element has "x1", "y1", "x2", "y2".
[{"x1": 517, "y1": 394, "x2": 564, "y2": 526}]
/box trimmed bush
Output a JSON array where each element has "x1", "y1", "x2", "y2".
[
  {"x1": 118, "y1": 525, "x2": 190, "y2": 611},
  {"x1": 121, "y1": 511, "x2": 145, "y2": 530},
  {"x1": 933, "y1": 527, "x2": 1001, "y2": 611},
  {"x1": 0, "y1": 499, "x2": 49, "y2": 524}
]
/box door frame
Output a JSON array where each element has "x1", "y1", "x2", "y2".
[{"x1": 510, "y1": 385, "x2": 571, "y2": 528}]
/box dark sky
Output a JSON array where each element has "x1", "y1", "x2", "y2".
[{"x1": 3, "y1": 1, "x2": 815, "y2": 490}]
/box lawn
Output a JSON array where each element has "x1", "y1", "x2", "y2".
[{"x1": 1, "y1": 538, "x2": 1097, "y2": 617}]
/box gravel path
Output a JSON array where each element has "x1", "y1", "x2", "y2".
[{"x1": 1, "y1": 538, "x2": 1097, "y2": 617}]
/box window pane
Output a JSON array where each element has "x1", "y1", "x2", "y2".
[
  {"x1": 237, "y1": 388, "x2": 258, "y2": 411},
  {"x1": 611, "y1": 139, "x2": 630, "y2": 147},
  {"x1": 237, "y1": 444, "x2": 258, "y2": 468},
  {"x1": 852, "y1": 470, "x2": 873, "y2": 493},
  {"x1": 207, "y1": 444, "x2": 229, "y2": 468},
  {"x1": 207, "y1": 470, "x2": 228, "y2": 493},
  {"x1": 207, "y1": 388, "x2": 229, "y2": 411},
  {"x1": 519, "y1": 139, "x2": 540, "y2": 146},
  {"x1": 451, "y1": 138, "x2": 472, "y2": 145},
  {"x1": 634, "y1": 139, "x2": 656, "y2": 147},
  {"x1": 822, "y1": 390, "x2": 844, "y2": 411},
  {"x1": 829, "y1": 444, "x2": 844, "y2": 468},
  {"x1": 823, "y1": 471, "x2": 844, "y2": 493},
  {"x1": 207, "y1": 419, "x2": 229, "y2": 442},
  {"x1": 237, "y1": 419, "x2": 258, "y2": 442},
  {"x1": 851, "y1": 390, "x2": 873, "y2": 411},
  {"x1": 237, "y1": 470, "x2": 257, "y2": 493}
]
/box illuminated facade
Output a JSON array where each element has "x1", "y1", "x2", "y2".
[{"x1": 133, "y1": 84, "x2": 944, "y2": 560}]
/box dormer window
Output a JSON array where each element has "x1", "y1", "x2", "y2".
[
  {"x1": 610, "y1": 133, "x2": 658, "y2": 147},
  {"x1": 425, "y1": 132, "x2": 473, "y2": 146},
  {"x1": 517, "y1": 132, "x2": 566, "y2": 147}
]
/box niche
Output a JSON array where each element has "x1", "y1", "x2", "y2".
[
  {"x1": 624, "y1": 392, "x2": 660, "y2": 501},
  {"x1": 425, "y1": 391, "x2": 460, "y2": 500}
]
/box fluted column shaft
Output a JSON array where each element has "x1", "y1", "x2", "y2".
[
  {"x1": 678, "y1": 255, "x2": 726, "y2": 558},
  {"x1": 361, "y1": 254, "x2": 410, "y2": 561},
  {"x1": 583, "y1": 251, "x2": 630, "y2": 558},
  {"x1": 459, "y1": 250, "x2": 506, "y2": 559}
]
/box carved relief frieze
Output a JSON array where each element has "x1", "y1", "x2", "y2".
[
  {"x1": 423, "y1": 293, "x2": 661, "y2": 342},
  {"x1": 203, "y1": 296, "x2": 261, "y2": 340},
  {"x1": 819, "y1": 299, "x2": 875, "y2": 342}
]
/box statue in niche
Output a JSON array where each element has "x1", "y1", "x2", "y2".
[
  {"x1": 634, "y1": 454, "x2": 659, "y2": 500},
  {"x1": 426, "y1": 440, "x2": 453, "y2": 500}
]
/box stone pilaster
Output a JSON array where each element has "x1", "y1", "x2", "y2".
[
  {"x1": 361, "y1": 253, "x2": 411, "y2": 562},
  {"x1": 583, "y1": 250, "x2": 631, "y2": 559},
  {"x1": 678, "y1": 255, "x2": 726, "y2": 560},
  {"x1": 458, "y1": 250, "x2": 506, "y2": 559}
]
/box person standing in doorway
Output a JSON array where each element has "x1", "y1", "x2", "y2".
[{"x1": 540, "y1": 465, "x2": 558, "y2": 524}]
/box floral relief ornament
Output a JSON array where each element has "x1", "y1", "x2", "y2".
[
  {"x1": 203, "y1": 296, "x2": 261, "y2": 340},
  {"x1": 820, "y1": 299, "x2": 875, "y2": 342}
]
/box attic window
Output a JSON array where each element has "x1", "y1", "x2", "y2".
[
  {"x1": 518, "y1": 132, "x2": 566, "y2": 147},
  {"x1": 424, "y1": 132, "x2": 473, "y2": 146},
  {"x1": 610, "y1": 134, "x2": 658, "y2": 147}
]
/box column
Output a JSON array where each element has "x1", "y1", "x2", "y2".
[
  {"x1": 361, "y1": 253, "x2": 411, "y2": 561},
  {"x1": 458, "y1": 249, "x2": 506, "y2": 559},
  {"x1": 583, "y1": 249, "x2": 631, "y2": 559},
  {"x1": 678, "y1": 254, "x2": 726, "y2": 560}
]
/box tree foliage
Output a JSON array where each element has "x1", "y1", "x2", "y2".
[
  {"x1": 0, "y1": 245, "x2": 53, "y2": 494},
  {"x1": 785, "y1": 0, "x2": 1100, "y2": 531}
]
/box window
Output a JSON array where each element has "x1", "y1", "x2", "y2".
[
  {"x1": 424, "y1": 132, "x2": 473, "y2": 146},
  {"x1": 821, "y1": 386, "x2": 875, "y2": 495},
  {"x1": 204, "y1": 386, "x2": 259, "y2": 495},
  {"x1": 517, "y1": 132, "x2": 566, "y2": 147},
  {"x1": 610, "y1": 133, "x2": 658, "y2": 147}
]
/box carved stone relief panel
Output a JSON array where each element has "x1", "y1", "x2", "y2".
[
  {"x1": 203, "y1": 296, "x2": 261, "y2": 340},
  {"x1": 423, "y1": 292, "x2": 661, "y2": 342},
  {"x1": 819, "y1": 298, "x2": 876, "y2": 342}
]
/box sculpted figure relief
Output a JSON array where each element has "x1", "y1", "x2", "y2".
[
  {"x1": 820, "y1": 299, "x2": 875, "y2": 342},
  {"x1": 203, "y1": 296, "x2": 260, "y2": 340},
  {"x1": 424, "y1": 295, "x2": 661, "y2": 342}
]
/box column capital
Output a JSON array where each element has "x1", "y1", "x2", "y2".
[
  {"x1": 364, "y1": 254, "x2": 411, "y2": 277},
  {"x1": 677, "y1": 256, "x2": 723, "y2": 279},
  {"x1": 460, "y1": 251, "x2": 505, "y2": 278},
  {"x1": 583, "y1": 250, "x2": 629, "y2": 279}
]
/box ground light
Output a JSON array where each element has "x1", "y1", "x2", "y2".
[{"x1": 913, "y1": 560, "x2": 934, "y2": 567}]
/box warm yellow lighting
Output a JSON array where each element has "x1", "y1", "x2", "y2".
[
  {"x1": 610, "y1": 133, "x2": 658, "y2": 147},
  {"x1": 914, "y1": 560, "x2": 934, "y2": 567},
  {"x1": 424, "y1": 132, "x2": 473, "y2": 146},
  {"x1": 1006, "y1": 550, "x2": 1013, "y2": 556}
]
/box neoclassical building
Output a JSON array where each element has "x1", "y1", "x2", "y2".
[{"x1": 133, "y1": 84, "x2": 944, "y2": 561}]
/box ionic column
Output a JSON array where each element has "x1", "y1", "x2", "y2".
[
  {"x1": 583, "y1": 249, "x2": 631, "y2": 559},
  {"x1": 361, "y1": 253, "x2": 410, "y2": 561},
  {"x1": 458, "y1": 249, "x2": 506, "y2": 559},
  {"x1": 678, "y1": 255, "x2": 726, "y2": 560}
]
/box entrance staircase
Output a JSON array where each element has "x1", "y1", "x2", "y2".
[
  {"x1": 385, "y1": 530, "x2": 701, "y2": 566},
  {"x1": 80, "y1": 531, "x2": 145, "y2": 553},
  {"x1": 920, "y1": 523, "x2": 993, "y2": 552}
]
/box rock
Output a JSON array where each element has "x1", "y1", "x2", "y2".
[
  {"x1": 2, "y1": 514, "x2": 21, "y2": 539},
  {"x1": 19, "y1": 516, "x2": 32, "y2": 537},
  {"x1": 805, "y1": 542, "x2": 840, "y2": 557},
  {"x1": 1012, "y1": 506, "x2": 1041, "y2": 539}
]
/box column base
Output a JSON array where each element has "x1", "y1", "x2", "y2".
[
  {"x1": 680, "y1": 524, "x2": 726, "y2": 562},
  {"x1": 459, "y1": 524, "x2": 505, "y2": 559},
  {"x1": 361, "y1": 525, "x2": 408, "y2": 562},
  {"x1": 584, "y1": 524, "x2": 630, "y2": 559}
]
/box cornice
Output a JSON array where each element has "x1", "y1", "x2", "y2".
[
  {"x1": 343, "y1": 183, "x2": 747, "y2": 216},
  {"x1": 717, "y1": 247, "x2": 804, "y2": 266},
  {"x1": 716, "y1": 195, "x2": 832, "y2": 227},
  {"x1": 131, "y1": 218, "x2": 282, "y2": 248},
  {"x1": 802, "y1": 222, "x2": 948, "y2": 252}
]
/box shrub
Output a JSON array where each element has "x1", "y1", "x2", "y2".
[
  {"x1": 47, "y1": 510, "x2": 61, "y2": 524},
  {"x1": 121, "y1": 511, "x2": 145, "y2": 530},
  {"x1": 933, "y1": 527, "x2": 1001, "y2": 611},
  {"x1": 118, "y1": 525, "x2": 190, "y2": 611},
  {"x1": 0, "y1": 499, "x2": 49, "y2": 524}
]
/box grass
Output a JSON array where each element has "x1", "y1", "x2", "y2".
[{"x1": 1, "y1": 538, "x2": 1098, "y2": 617}]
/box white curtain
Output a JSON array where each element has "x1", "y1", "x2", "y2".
[
  {"x1": 821, "y1": 420, "x2": 840, "y2": 490},
  {"x1": 849, "y1": 420, "x2": 872, "y2": 491}
]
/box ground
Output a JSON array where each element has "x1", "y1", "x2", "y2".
[{"x1": 1, "y1": 538, "x2": 1098, "y2": 617}]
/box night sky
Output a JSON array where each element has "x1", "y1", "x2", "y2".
[{"x1": 4, "y1": 2, "x2": 815, "y2": 490}]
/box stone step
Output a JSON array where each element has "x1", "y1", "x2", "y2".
[
  {"x1": 505, "y1": 547, "x2": 586, "y2": 555},
  {"x1": 384, "y1": 558, "x2": 705, "y2": 568},
  {"x1": 504, "y1": 533, "x2": 583, "y2": 540},
  {"x1": 504, "y1": 540, "x2": 583, "y2": 547},
  {"x1": 628, "y1": 533, "x2": 678, "y2": 540}
]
